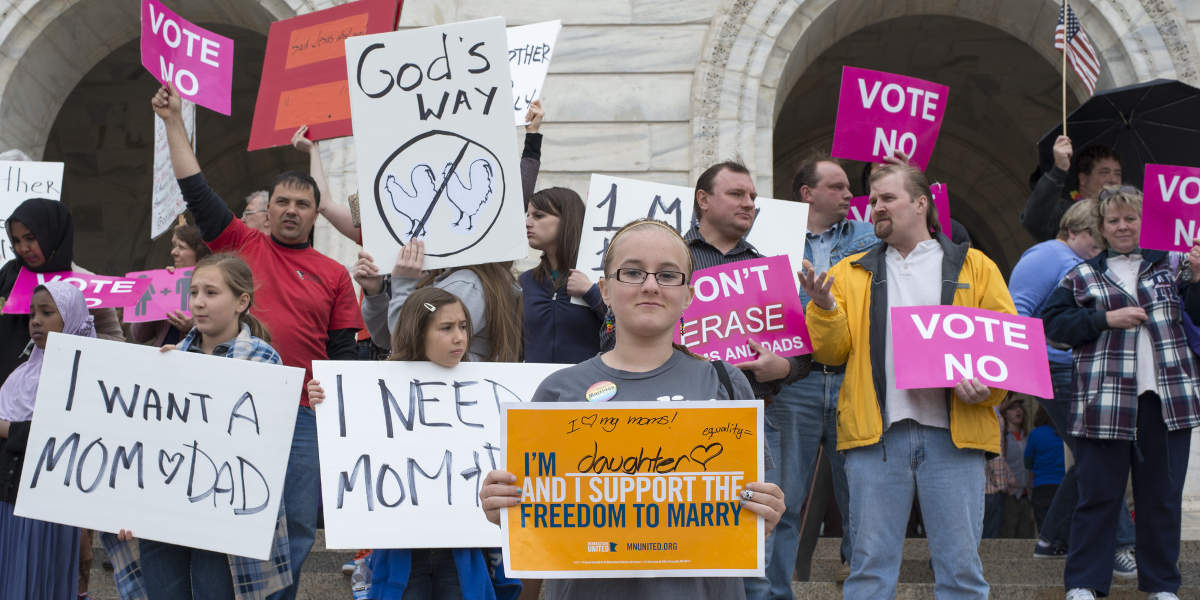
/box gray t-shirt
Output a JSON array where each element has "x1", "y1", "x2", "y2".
[{"x1": 531, "y1": 349, "x2": 754, "y2": 600}]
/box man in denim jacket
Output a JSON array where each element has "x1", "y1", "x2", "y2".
[{"x1": 756, "y1": 151, "x2": 877, "y2": 599}]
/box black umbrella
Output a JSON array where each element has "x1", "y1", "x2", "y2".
[{"x1": 1037, "y1": 79, "x2": 1200, "y2": 189}]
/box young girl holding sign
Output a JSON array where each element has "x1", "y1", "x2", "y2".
[
  {"x1": 104, "y1": 253, "x2": 293, "y2": 600},
  {"x1": 479, "y1": 219, "x2": 785, "y2": 599},
  {"x1": 131, "y1": 223, "x2": 212, "y2": 347},
  {"x1": 309, "y1": 287, "x2": 522, "y2": 599},
  {"x1": 0, "y1": 281, "x2": 96, "y2": 600},
  {"x1": 521, "y1": 187, "x2": 607, "y2": 363},
  {"x1": 357, "y1": 244, "x2": 522, "y2": 362}
]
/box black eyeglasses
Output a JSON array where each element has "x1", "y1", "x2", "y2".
[
  {"x1": 610, "y1": 267, "x2": 687, "y2": 286},
  {"x1": 1097, "y1": 185, "x2": 1141, "y2": 202}
]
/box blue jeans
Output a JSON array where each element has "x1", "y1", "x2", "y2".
[
  {"x1": 139, "y1": 540, "x2": 233, "y2": 599},
  {"x1": 267, "y1": 406, "x2": 320, "y2": 600},
  {"x1": 743, "y1": 415, "x2": 779, "y2": 599},
  {"x1": 751, "y1": 372, "x2": 851, "y2": 600},
  {"x1": 844, "y1": 421, "x2": 988, "y2": 600},
  {"x1": 1039, "y1": 363, "x2": 1135, "y2": 549}
]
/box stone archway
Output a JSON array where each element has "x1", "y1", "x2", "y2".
[
  {"x1": 0, "y1": 0, "x2": 365, "y2": 274},
  {"x1": 690, "y1": 0, "x2": 1200, "y2": 197}
]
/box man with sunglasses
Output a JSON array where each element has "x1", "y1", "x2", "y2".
[{"x1": 687, "y1": 160, "x2": 812, "y2": 600}]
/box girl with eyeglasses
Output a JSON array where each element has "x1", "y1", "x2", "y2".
[{"x1": 479, "y1": 218, "x2": 785, "y2": 599}]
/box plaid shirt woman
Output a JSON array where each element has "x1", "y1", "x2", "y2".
[{"x1": 1041, "y1": 187, "x2": 1199, "y2": 598}]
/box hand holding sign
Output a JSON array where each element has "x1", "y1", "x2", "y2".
[
  {"x1": 481, "y1": 469, "x2": 521, "y2": 525},
  {"x1": 831, "y1": 67, "x2": 949, "y2": 170},
  {"x1": 140, "y1": 0, "x2": 234, "y2": 115},
  {"x1": 953, "y1": 378, "x2": 991, "y2": 405},
  {"x1": 1190, "y1": 237, "x2": 1200, "y2": 283}
]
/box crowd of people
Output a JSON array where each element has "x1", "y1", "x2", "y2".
[{"x1": 0, "y1": 75, "x2": 1195, "y2": 600}]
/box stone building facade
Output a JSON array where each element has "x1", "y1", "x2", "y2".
[{"x1": 2, "y1": 0, "x2": 1199, "y2": 507}]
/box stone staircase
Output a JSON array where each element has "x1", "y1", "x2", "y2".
[{"x1": 86, "y1": 534, "x2": 1200, "y2": 599}]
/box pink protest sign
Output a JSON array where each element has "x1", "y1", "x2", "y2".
[
  {"x1": 891, "y1": 306, "x2": 1052, "y2": 398},
  {"x1": 676, "y1": 255, "x2": 811, "y2": 364},
  {"x1": 831, "y1": 66, "x2": 949, "y2": 170},
  {"x1": 1139, "y1": 164, "x2": 1200, "y2": 253},
  {"x1": 1, "y1": 269, "x2": 151, "y2": 314},
  {"x1": 847, "y1": 183, "x2": 951, "y2": 235},
  {"x1": 123, "y1": 268, "x2": 195, "y2": 323},
  {"x1": 140, "y1": 0, "x2": 234, "y2": 115}
]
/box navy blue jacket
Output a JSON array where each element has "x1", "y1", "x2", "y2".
[{"x1": 520, "y1": 270, "x2": 606, "y2": 364}]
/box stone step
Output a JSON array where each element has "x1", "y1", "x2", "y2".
[
  {"x1": 788, "y1": 582, "x2": 1200, "y2": 599},
  {"x1": 806, "y1": 557, "x2": 1200, "y2": 584},
  {"x1": 808, "y1": 537, "x2": 1200, "y2": 560}
]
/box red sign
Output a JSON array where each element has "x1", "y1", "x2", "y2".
[{"x1": 248, "y1": 0, "x2": 402, "y2": 151}]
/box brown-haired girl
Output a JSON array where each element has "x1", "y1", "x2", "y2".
[
  {"x1": 132, "y1": 222, "x2": 213, "y2": 346},
  {"x1": 521, "y1": 187, "x2": 607, "y2": 363},
  {"x1": 480, "y1": 219, "x2": 785, "y2": 599},
  {"x1": 308, "y1": 288, "x2": 521, "y2": 599},
  {"x1": 105, "y1": 253, "x2": 292, "y2": 599},
  {"x1": 357, "y1": 243, "x2": 522, "y2": 362}
]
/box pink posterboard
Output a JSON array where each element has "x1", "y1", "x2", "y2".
[
  {"x1": 847, "y1": 183, "x2": 951, "y2": 235},
  {"x1": 140, "y1": 0, "x2": 234, "y2": 115},
  {"x1": 123, "y1": 268, "x2": 195, "y2": 323},
  {"x1": 1139, "y1": 164, "x2": 1200, "y2": 253},
  {"x1": 891, "y1": 306, "x2": 1052, "y2": 398},
  {"x1": 676, "y1": 255, "x2": 811, "y2": 364},
  {"x1": 1, "y1": 269, "x2": 151, "y2": 313},
  {"x1": 831, "y1": 67, "x2": 948, "y2": 170}
]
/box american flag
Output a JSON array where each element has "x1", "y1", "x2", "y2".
[{"x1": 1055, "y1": 2, "x2": 1101, "y2": 95}]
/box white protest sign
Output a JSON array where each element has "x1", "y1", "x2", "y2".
[
  {"x1": 151, "y1": 99, "x2": 195, "y2": 239},
  {"x1": 507, "y1": 20, "x2": 561, "y2": 126},
  {"x1": 312, "y1": 360, "x2": 565, "y2": 549},
  {"x1": 0, "y1": 160, "x2": 64, "y2": 264},
  {"x1": 575, "y1": 175, "x2": 809, "y2": 296},
  {"x1": 15, "y1": 334, "x2": 303, "y2": 560},
  {"x1": 346, "y1": 17, "x2": 527, "y2": 271}
]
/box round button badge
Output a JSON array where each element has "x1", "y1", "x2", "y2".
[{"x1": 585, "y1": 380, "x2": 617, "y2": 402}]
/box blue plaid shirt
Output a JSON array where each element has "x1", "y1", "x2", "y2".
[
  {"x1": 101, "y1": 324, "x2": 293, "y2": 599},
  {"x1": 1042, "y1": 250, "x2": 1200, "y2": 440}
]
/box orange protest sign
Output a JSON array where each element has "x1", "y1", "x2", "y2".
[{"x1": 501, "y1": 401, "x2": 764, "y2": 578}]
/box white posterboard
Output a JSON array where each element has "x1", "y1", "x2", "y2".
[
  {"x1": 507, "y1": 20, "x2": 561, "y2": 126},
  {"x1": 574, "y1": 175, "x2": 810, "y2": 297},
  {"x1": 346, "y1": 17, "x2": 527, "y2": 271},
  {"x1": 151, "y1": 99, "x2": 195, "y2": 239},
  {"x1": 15, "y1": 334, "x2": 304, "y2": 560},
  {"x1": 0, "y1": 160, "x2": 64, "y2": 263},
  {"x1": 312, "y1": 360, "x2": 566, "y2": 549}
]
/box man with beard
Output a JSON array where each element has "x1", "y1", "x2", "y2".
[{"x1": 801, "y1": 164, "x2": 1013, "y2": 599}]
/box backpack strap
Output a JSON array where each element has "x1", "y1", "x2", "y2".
[{"x1": 711, "y1": 360, "x2": 735, "y2": 399}]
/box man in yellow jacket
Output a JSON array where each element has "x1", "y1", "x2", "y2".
[{"x1": 800, "y1": 164, "x2": 1013, "y2": 599}]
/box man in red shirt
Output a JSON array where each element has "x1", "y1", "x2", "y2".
[{"x1": 154, "y1": 84, "x2": 362, "y2": 599}]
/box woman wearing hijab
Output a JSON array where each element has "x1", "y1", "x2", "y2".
[
  {"x1": 0, "y1": 198, "x2": 123, "y2": 382},
  {"x1": 0, "y1": 281, "x2": 98, "y2": 600}
]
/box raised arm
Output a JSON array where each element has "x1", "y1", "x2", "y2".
[
  {"x1": 151, "y1": 84, "x2": 232, "y2": 241},
  {"x1": 292, "y1": 126, "x2": 362, "y2": 244}
]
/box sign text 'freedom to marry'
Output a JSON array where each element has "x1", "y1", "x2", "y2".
[
  {"x1": 677, "y1": 255, "x2": 811, "y2": 364},
  {"x1": 14, "y1": 334, "x2": 303, "y2": 559},
  {"x1": 831, "y1": 66, "x2": 948, "y2": 170},
  {"x1": 890, "y1": 306, "x2": 1052, "y2": 398},
  {"x1": 502, "y1": 401, "x2": 764, "y2": 578},
  {"x1": 312, "y1": 360, "x2": 565, "y2": 549},
  {"x1": 1139, "y1": 164, "x2": 1200, "y2": 253},
  {"x1": 140, "y1": 0, "x2": 234, "y2": 115}
]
